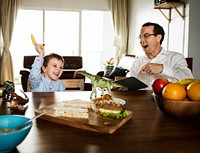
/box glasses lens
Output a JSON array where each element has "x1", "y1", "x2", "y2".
[{"x1": 139, "y1": 33, "x2": 155, "y2": 39}]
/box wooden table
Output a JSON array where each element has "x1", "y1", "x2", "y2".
[{"x1": 1, "y1": 90, "x2": 200, "y2": 153}]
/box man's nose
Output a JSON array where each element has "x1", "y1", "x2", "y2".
[{"x1": 140, "y1": 38, "x2": 145, "y2": 44}]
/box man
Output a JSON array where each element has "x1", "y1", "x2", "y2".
[{"x1": 129, "y1": 22, "x2": 193, "y2": 89}]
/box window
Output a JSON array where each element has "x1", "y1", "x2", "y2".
[
  {"x1": 10, "y1": 9, "x2": 114, "y2": 83},
  {"x1": 45, "y1": 11, "x2": 79, "y2": 55}
]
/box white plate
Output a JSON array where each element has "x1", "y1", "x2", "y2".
[{"x1": 113, "y1": 98, "x2": 126, "y2": 105}]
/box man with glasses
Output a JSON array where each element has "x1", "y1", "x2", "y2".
[{"x1": 129, "y1": 22, "x2": 193, "y2": 89}]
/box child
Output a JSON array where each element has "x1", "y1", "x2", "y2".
[{"x1": 29, "y1": 44, "x2": 65, "y2": 92}]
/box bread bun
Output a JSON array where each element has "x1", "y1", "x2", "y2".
[
  {"x1": 93, "y1": 94, "x2": 127, "y2": 119},
  {"x1": 102, "y1": 94, "x2": 113, "y2": 100}
]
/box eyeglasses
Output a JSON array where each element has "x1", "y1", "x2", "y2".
[{"x1": 139, "y1": 33, "x2": 156, "y2": 40}]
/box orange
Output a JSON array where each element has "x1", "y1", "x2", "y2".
[
  {"x1": 186, "y1": 82, "x2": 200, "y2": 101},
  {"x1": 162, "y1": 82, "x2": 186, "y2": 100}
]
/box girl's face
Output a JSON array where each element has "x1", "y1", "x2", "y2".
[{"x1": 42, "y1": 58, "x2": 64, "y2": 81}]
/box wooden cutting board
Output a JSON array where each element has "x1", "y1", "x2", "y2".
[{"x1": 34, "y1": 100, "x2": 132, "y2": 134}]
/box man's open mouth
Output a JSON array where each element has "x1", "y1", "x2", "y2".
[{"x1": 143, "y1": 44, "x2": 148, "y2": 48}]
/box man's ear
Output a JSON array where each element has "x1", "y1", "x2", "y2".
[{"x1": 156, "y1": 34, "x2": 162, "y2": 43}]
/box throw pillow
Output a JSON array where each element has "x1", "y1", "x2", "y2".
[
  {"x1": 107, "y1": 67, "x2": 129, "y2": 79},
  {"x1": 104, "y1": 65, "x2": 114, "y2": 78}
]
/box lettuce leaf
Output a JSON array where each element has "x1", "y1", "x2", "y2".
[{"x1": 100, "y1": 111, "x2": 129, "y2": 119}]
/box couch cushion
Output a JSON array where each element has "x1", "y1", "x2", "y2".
[
  {"x1": 105, "y1": 66, "x2": 129, "y2": 79},
  {"x1": 104, "y1": 65, "x2": 114, "y2": 78},
  {"x1": 103, "y1": 55, "x2": 136, "y2": 79},
  {"x1": 108, "y1": 67, "x2": 129, "y2": 79}
]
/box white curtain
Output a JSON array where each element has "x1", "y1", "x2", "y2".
[
  {"x1": 110, "y1": 0, "x2": 130, "y2": 65},
  {"x1": 0, "y1": 0, "x2": 20, "y2": 84}
]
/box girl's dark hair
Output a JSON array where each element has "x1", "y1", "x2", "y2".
[
  {"x1": 142, "y1": 22, "x2": 165, "y2": 44},
  {"x1": 43, "y1": 53, "x2": 64, "y2": 67}
]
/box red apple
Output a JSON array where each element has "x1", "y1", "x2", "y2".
[{"x1": 152, "y1": 78, "x2": 169, "y2": 96}]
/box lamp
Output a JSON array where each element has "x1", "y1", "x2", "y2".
[{"x1": 113, "y1": 35, "x2": 123, "y2": 65}]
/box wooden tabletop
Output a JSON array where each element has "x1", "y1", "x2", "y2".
[{"x1": 1, "y1": 90, "x2": 200, "y2": 153}]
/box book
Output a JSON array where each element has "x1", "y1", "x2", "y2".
[{"x1": 114, "y1": 77, "x2": 148, "y2": 90}]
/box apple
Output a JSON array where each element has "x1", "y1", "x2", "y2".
[{"x1": 152, "y1": 78, "x2": 169, "y2": 96}]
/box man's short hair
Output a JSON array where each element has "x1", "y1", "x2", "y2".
[{"x1": 142, "y1": 22, "x2": 165, "y2": 44}]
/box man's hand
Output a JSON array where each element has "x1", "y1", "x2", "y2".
[{"x1": 139, "y1": 62, "x2": 163, "y2": 75}]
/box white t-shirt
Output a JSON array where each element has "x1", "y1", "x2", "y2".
[{"x1": 129, "y1": 48, "x2": 194, "y2": 89}]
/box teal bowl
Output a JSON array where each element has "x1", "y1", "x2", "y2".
[{"x1": 0, "y1": 115, "x2": 32, "y2": 152}]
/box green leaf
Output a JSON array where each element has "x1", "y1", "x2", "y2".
[{"x1": 100, "y1": 111, "x2": 128, "y2": 119}]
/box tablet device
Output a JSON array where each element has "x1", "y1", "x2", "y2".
[{"x1": 114, "y1": 77, "x2": 148, "y2": 90}]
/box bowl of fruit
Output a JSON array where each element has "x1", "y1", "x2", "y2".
[{"x1": 152, "y1": 78, "x2": 200, "y2": 119}]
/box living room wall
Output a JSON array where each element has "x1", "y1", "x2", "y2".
[
  {"x1": 128, "y1": 0, "x2": 187, "y2": 56},
  {"x1": 128, "y1": 0, "x2": 200, "y2": 79},
  {"x1": 188, "y1": 0, "x2": 200, "y2": 79}
]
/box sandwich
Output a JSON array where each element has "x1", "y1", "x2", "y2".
[
  {"x1": 54, "y1": 100, "x2": 92, "y2": 119},
  {"x1": 54, "y1": 106, "x2": 89, "y2": 119},
  {"x1": 93, "y1": 94, "x2": 128, "y2": 119}
]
